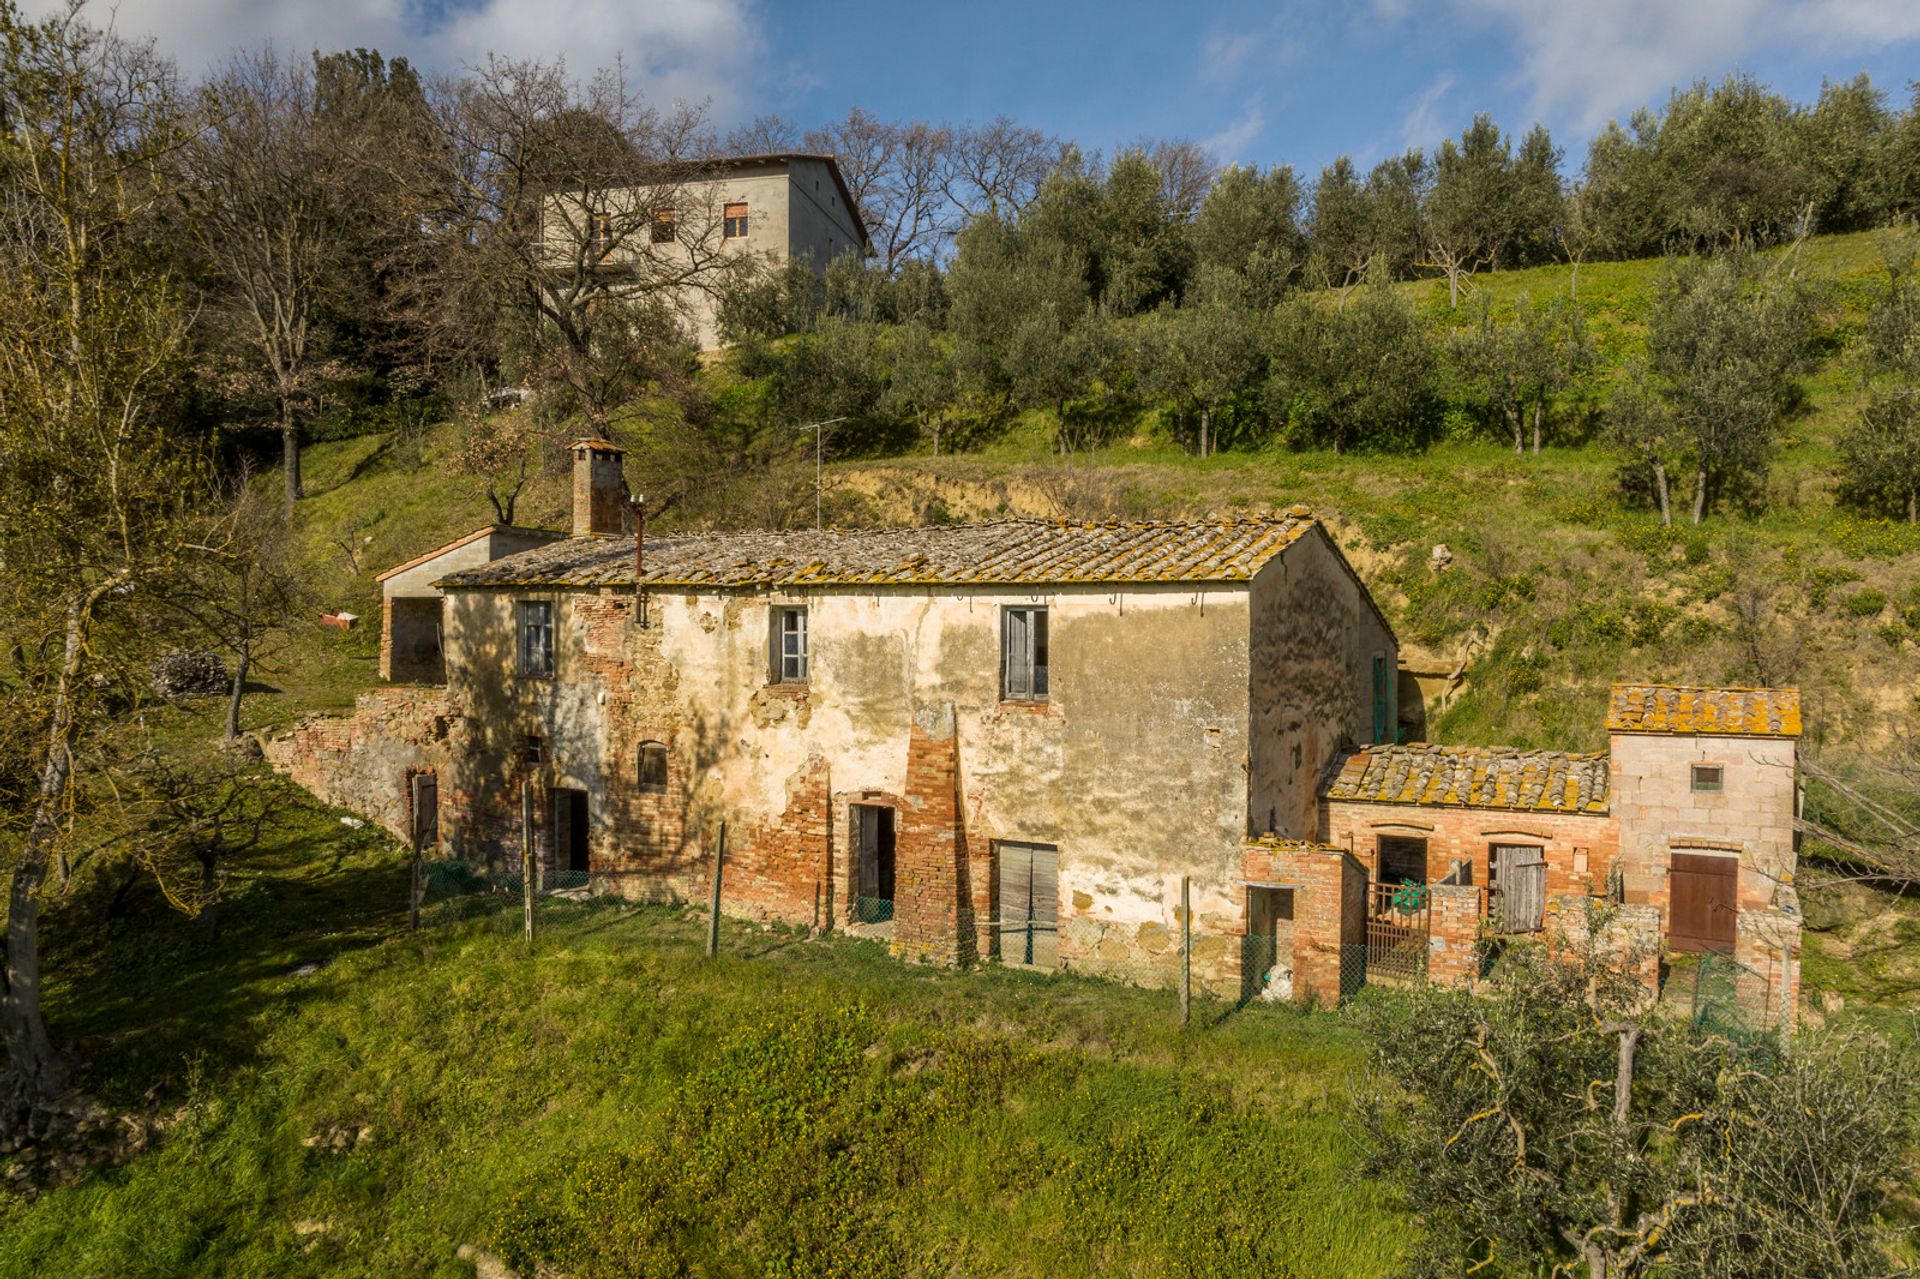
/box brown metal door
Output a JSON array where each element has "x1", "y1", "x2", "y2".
[{"x1": 1668, "y1": 853, "x2": 1737, "y2": 953}]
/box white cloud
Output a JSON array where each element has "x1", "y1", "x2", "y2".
[
  {"x1": 1203, "y1": 96, "x2": 1266, "y2": 162},
  {"x1": 28, "y1": 0, "x2": 762, "y2": 118},
  {"x1": 1439, "y1": 0, "x2": 1920, "y2": 130},
  {"x1": 1399, "y1": 72, "x2": 1455, "y2": 151},
  {"x1": 1197, "y1": 15, "x2": 1303, "y2": 87}
]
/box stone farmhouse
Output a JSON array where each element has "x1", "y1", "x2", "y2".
[
  {"x1": 544, "y1": 153, "x2": 870, "y2": 351},
  {"x1": 269, "y1": 442, "x2": 1803, "y2": 1023}
]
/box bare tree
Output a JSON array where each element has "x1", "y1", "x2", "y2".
[
  {"x1": 805, "y1": 108, "x2": 953, "y2": 272},
  {"x1": 724, "y1": 112, "x2": 799, "y2": 155},
  {"x1": 451, "y1": 403, "x2": 543, "y2": 524},
  {"x1": 403, "y1": 57, "x2": 742, "y2": 425},
  {"x1": 124, "y1": 746, "x2": 278, "y2": 942},
  {"x1": 942, "y1": 115, "x2": 1065, "y2": 220},
  {"x1": 180, "y1": 49, "x2": 338, "y2": 509},
  {"x1": 170, "y1": 472, "x2": 310, "y2": 743},
  {"x1": 1136, "y1": 136, "x2": 1215, "y2": 220}
]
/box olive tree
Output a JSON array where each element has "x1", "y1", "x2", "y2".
[{"x1": 1355, "y1": 930, "x2": 1916, "y2": 1279}]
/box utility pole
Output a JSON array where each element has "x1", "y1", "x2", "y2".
[{"x1": 796, "y1": 417, "x2": 847, "y2": 531}]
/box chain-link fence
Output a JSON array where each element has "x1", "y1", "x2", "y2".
[{"x1": 1664, "y1": 949, "x2": 1784, "y2": 1039}]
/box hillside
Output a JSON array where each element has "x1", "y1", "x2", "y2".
[{"x1": 279, "y1": 230, "x2": 1920, "y2": 750}]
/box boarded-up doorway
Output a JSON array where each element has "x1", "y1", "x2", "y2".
[
  {"x1": 997, "y1": 841, "x2": 1059, "y2": 969},
  {"x1": 1490, "y1": 844, "x2": 1545, "y2": 933},
  {"x1": 1669, "y1": 852, "x2": 1738, "y2": 953},
  {"x1": 852, "y1": 804, "x2": 896, "y2": 924},
  {"x1": 551, "y1": 787, "x2": 590, "y2": 875}
]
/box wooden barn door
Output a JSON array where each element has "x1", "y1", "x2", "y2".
[
  {"x1": 1491, "y1": 845, "x2": 1545, "y2": 933},
  {"x1": 1668, "y1": 852, "x2": 1738, "y2": 953}
]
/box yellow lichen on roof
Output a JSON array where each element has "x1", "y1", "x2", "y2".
[
  {"x1": 1606, "y1": 684, "x2": 1802, "y2": 738},
  {"x1": 435, "y1": 513, "x2": 1321, "y2": 591},
  {"x1": 1322, "y1": 744, "x2": 1611, "y2": 814}
]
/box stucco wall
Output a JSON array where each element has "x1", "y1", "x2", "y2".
[
  {"x1": 439, "y1": 580, "x2": 1264, "y2": 960},
  {"x1": 783, "y1": 156, "x2": 864, "y2": 269},
  {"x1": 1609, "y1": 731, "x2": 1797, "y2": 919},
  {"x1": 1247, "y1": 527, "x2": 1396, "y2": 841}
]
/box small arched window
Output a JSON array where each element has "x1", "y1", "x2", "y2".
[{"x1": 638, "y1": 741, "x2": 669, "y2": 794}]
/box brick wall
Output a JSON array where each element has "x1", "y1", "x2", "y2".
[
  {"x1": 891, "y1": 704, "x2": 975, "y2": 966},
  {"x1": 1428, "y1": 884, "x2": 1482, "y2": 989},
  {"x1": 1322, "y1": 799, "x2": 1618, "y2": 912},
  {"x1": 1240, "y1": 839, "x2": 1363, "y2": 1006},
  {"x1": 1546, "y1": 895, "x2": 1662, "y2": 1002}
]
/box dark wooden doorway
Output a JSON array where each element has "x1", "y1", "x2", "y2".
[
  {"x1": 853, "y1": 804, "x2": 896, "y2": 923},
  {"x1": 552, "y1": 787, "x2": 590, "y2": 874},
  {"x1": 1669, "y1": 852, "x2": 1738, "y2": 953},
  {"x1": 1377, "y1": 836, "x2": 1429, "y2": 885}
]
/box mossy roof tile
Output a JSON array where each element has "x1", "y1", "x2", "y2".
[{"x1": 1322, "y1": 744, "x2": 1612, "y2": 814}]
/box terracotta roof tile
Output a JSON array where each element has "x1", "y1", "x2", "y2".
[
  {"x1": 1606, "y1": 684, "x2": 1801, "y2": 738},
  {"x1": 1322, "y1": 744, "x2": 1611, "y2": 814},
  {"x1": 435, "y1": 514, "x2": 1319, "y2": 590}
]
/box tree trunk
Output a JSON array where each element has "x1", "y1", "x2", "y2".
[
  {"x1": 280, "y1": 397, "x2": 303, "y2": 508},
  {"x1": 2, "y1": 592, "x2": 92, "y2": 1133},
  {"x1": 1448, "y1": 268, "x2": 1460, "y2": 309},
  {"x1": 1691, "y1": 468, "x2": 1709, "y2": 526},
  {"x1": 1907, "y1": 487, "x2": 1915, "y2": 524},
  {"x1": 224, "y1": 650, "x2": 250, "y2": 745},
  {"x1": 1200, "y1": 406, "x2": 1211, "y2": 459},
  {"x1": 1653, "y1": 461, "x2": 1672, "y2": 527},
  {"x1": 1532, "y1": 403, "x2": 1543, "y2": 455},
  {"x1": 1510, "y1": 408, "x2": 1523, "y2": 455}
]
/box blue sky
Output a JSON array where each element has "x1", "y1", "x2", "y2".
[{"x1": 45, "y1": 0, "x2": 1920, "y2": 175}]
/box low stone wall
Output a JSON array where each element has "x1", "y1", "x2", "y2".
[
  {"x1": 1734, "y1": 890, "x2": 1802, "y2": 1029},
  {"x1": 263, "y1": 687, "x2": 461, "y2": 844}
]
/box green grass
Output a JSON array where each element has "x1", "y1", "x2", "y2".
[{"x1": 4, "y1": 775, "x2": 1403, "y2": 1278}]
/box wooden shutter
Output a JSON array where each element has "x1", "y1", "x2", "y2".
[
  {"x1": 858, "y1": 806, "x2": 881, "y2": 899},
  {"x1": 997, "y1": 843, "x2": 1029, "y2": 961},
  {"x1": 1003, "y1": 610, "x2": 1029, "y2": 699},
  {"x1": 411, "y1": 773, "x2": 438, "y2": 851},
  {"x1": 1492, "y1": 845, "x2": 1545, "y2": 933},
  {"x1": 1028, "y1": 845, "x2": 1060, "y2": 969}
]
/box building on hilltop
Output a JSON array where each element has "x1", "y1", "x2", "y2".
[
  {"x1": 541, "y1": 153, "x2": 870, "y2": 352},
  {"x1": 270, "y1": 442, "x2": 1803, "y2": 1025}
]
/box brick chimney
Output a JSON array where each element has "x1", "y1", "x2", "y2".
[{"x1": 570, "y1": 438, "x2": 626, "y2": 538}]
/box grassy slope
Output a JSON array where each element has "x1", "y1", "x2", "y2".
[{"x1": 3, "y1": 744, "x2": 1401, "y2": 1277}]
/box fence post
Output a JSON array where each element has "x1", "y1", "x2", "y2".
[
  {"x1": 521, "y1": 779, "x2": 536, "y2": 946},
  {"x1": 408, "y1": 773, "x2": 427, "y2": 932},
  {"x1": 705, "y1": 821, "x2": 727, "y2": 959},
  {"x1": 1180, "y1": 875, "x2": 1192, "y2": 1027}
]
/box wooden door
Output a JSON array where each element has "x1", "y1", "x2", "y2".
[
  {"x1": 1492, "y1": 845, "x2": 1545, "y2": 933},
  {"x1": 411, "y1": 773, "x2": 438, "y2": 852},
  {"x1": 1669, "y1": 852, "x2": 1738, "y2": 953},
  {"x1": 997, "y1": 842, "x2": 1059, "y2": 968}
]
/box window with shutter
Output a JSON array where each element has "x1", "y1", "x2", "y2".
[
  {"x1": 1001, "y1": 607, "x2": 1048, "y2": 701},
  {"x1": 724, "y1": 202, "x2": 749, "y2": 238},
  {"x1": 770, "y1": 606, "x2": 808, "y2": 683},
  {"x1": 516, "y1": 601, "x2": 554, "y2": 677}
]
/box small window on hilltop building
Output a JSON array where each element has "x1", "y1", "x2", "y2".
[
  {"x1": 1691, "y1": 763, "x2": 1724, "y2": 793},
  {"x1": 638, "y1": 741, "x2": 669, "y2": 793},
  {"x1": 523, "y1": 734, "x2": 546, "y2": 766},
  {"x1": 587, "y1": 213, "x2": 613, "y2": 260},
  {"x1": 771, "y1": 606, "x2": 808, "y2": 683},
  {"x1": 1002, "y1": 607, "x2": 1049, "y2": 701},
  {"x1": 724, "y1": 202, "x2": 749, "y2": 239},
  {"x1": 517, "y1": 600, "x2": 554, "y2": 677},
  {"x1": 651, "y1": 210, "x2": 676, "y2": 243}
]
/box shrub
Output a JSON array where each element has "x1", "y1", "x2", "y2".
[{"x1": 1843, "y1": 587, "x2": 1888, "y2": 617}]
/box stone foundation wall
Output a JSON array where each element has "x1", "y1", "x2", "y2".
[{"x1": 264, "y1": 687, "x2": 461, "y2": 845}]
